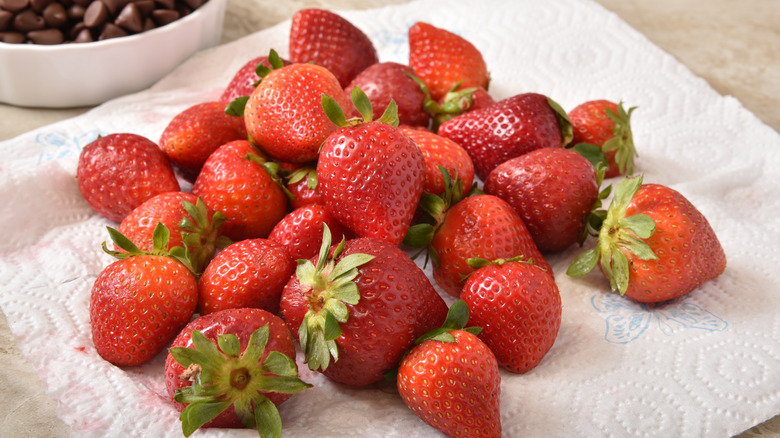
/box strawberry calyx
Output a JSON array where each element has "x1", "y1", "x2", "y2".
[
  {"x1": 566, "y1": 175, "x2": 658, "y2": 294},
  {"x1": 296, "y1": 224, "x2": 375, "y2": 371},
  {"x1": 225, "y1": 49, "x2": 286, "y2": 117},
  {"x1": 602, "y1": 102, "x2": 638, "y2": 176},
  {"x1": 169, "y1": 325, "x2": 312, "y2": 437},
  {"x1": 413, "y1": 299, "x2": 481, "y2": 344},
  {"x1": 322, "y1": 86, "x2": 399, "y2": 128},
  {"x1": 405, "y1": 73, "x2": 476, "y2": 132},
  {"x1": 102, "y1": 222, "x2": 196, "y2": 273},
  {"x1": 285, "y1": 165, "x2": 318, "y2": 193},
  {"x1": 546, "y1": 97, "x2": 574, "y2": 147},
  {"x1": 243, "y1": 150, "x2": 296, "y2": 202},
  {"x1": 179, "y1": 197, "x2": 230, "y2": 275}
]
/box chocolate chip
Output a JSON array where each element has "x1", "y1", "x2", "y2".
[
  {"x1": 97, "y1": 21, "x2": 125, "y2": 39},
  {"x1": 133, "y1": 0, "x2": 154, "y2": 17},
  {"x1": 83, "y1": 0, "x2": 107, "y2": 27},
  {"x1": 0, "y1": 9, "x2": 12, "y2": 30},
  {"x1": 27, "y1": 27, "x2": 63, "y2": 43},
  {"x1": 0, "y1": 0, "x2": 29, "y2": 13},
  {"x1": 72, "y1": 25, "x2": 91, "y2": 41},
  {"x1": 70, "y1": 0, "x2": 90, "y2": 7},
  {"x1": 150, "y1": 7, "x2": 176, "y2": 26},
  {"x1": 115, "y1": 1, "x2": 141, "y2": 33},
  {"x1": 29, "y1": 0, "x2": 53, "y2": 12},
  {"x1": 101, "y1": 0, "x2": 128, "y2": 16},
  {"x1": 42, "y1": 1, "x2": 66, "y2": 27},
  {"x1": 13, "y1": 9, "x2": 45, "y2": 32},
  {"x1": 154, "y1": 0, "x2": 174, "y2": 10},
  {"x1": 66, "y1": 3, "x2": 84, "y2": 19},
  {"x1": 180, "y1": 0, "x2": 202, "y2": 11},
  {"x1": 0, "y1": 30, "x2": 25, "y2": 42}
]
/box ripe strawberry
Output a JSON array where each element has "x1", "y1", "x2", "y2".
[
  {"x1": 399, "y1": 125, "x2": 475, "y2": 196},
  {"x1": 438, "y1": 92, "x2": 573, "y2": 180},
  {"x1": 268, "y1": 204, "x2": 351, "y2": 260},
  {"x1": 158, "y1": 101, "x2": 248, "y2": 181},
  {"x1": 289, "y1": 8, "x2": 378, "y2": 88},
  {"x1": 198, "y1": 238, "x2": 296, "y2": 316},
  {"x1": 427, "y1": 84, "x2": 495, "y2": 132},
  {"x1": 76, "y1": 133, "x2": 180, "y2": 223},
  {"x1": 280, "y1": 227, "x2": 448, "y2": 386},
  {"x1": 408, "y1": 21, "x2": 490, "y2": 102},
  {"x1": 345, "y1": 62, "x2": 429, "y2": 127},
  {"x1": 90, "y1": 224, "x2": 198, "y2": 366},
  {"x1": 317, "y1": 89, "x2": 425, "y2": 246},
  {"x1": 484, "y1": 147, "x2": 602, "y2": 253},
  {"x1": 568, "y1": 100, "x2": 637, "y2": 178},
  {"x1": 164, "y1": 308, "x2": 311, "y2": 436},
  {"x1": 567, "y1": 175, "x2": 727, "y2": 303},
  {"x1": 219, "y1": 53, "x2": 292, "y2": 103},
  {"x1": 284, "y1": 165, "x2": 322, "y2": 209},
  {"x1": 461, "y1": 257, "x2": 561, "y2": 373},
  {"x1": 244, "y1": 62, "x2": 351, "y2": 164},
  {"x1": 397, "y1": 300, "x2": 501, "y2": 438},
  {"x1": 191, "y1": 140, "x2": 288, "y2": 241}
]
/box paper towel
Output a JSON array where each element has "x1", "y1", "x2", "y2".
[{"x1": 1, "y1": 0, "x2": 779, "y2": 436}]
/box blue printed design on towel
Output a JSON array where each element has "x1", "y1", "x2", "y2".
[{"x1": 35, "y1": 130, "x2": 105, "y2": 165}]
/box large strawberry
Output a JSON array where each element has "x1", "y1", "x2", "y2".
[
  {"x1": 399, "y1": 125, "x2": 475, "y2": 196},
  {"x1": 76, "y1": 133, "x2": 180, "y2": 223},
  {"x1": 289, "y1": 8, "x2": 378, "y2": 88},
  {"x1": 90, "y1": 224, "x2": 197, "y2": 366},
  {"x1": 219, "y1": 52, "x2": 292, "y2": 103},
  {"x1": 279, "y1": 227, "x2": 448, "y2": 386},
  {"x1": 461, "y1": 257, "x2": 561, "y2": 373},
  {"x1": 344, "y1": 62, "x2": 429, "y2": 127},
  {"x1": 397, "y1": 300, "x2": 501, "y2": 438},
  {"x1": 317, "y1": 88, "x2": 425, "y2": 246},
  {"x1": 437, "y1": 92, "x2": 573, "y2": 180},
  {"x1": 164, "y1": 308, "x2": 311, "y2": 436},
  {"x1": 268, "y1": 204, "x2": 352, "y2": 260},
  {"x1": 568, "y1": 99, "x2": 637, "y2": 178},
  {"x1": 567, "y1": 175, "x2": 727, "y2": 303}
]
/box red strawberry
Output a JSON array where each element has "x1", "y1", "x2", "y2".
[
  {"x1": 164, "y1": 308, "x2": 311, "y2": 436},
  {"x1": 567, "y1": 175, "x2": 727, "y2": 303},
  {"x1": 158, "y1": 101, "x2": 248, "y2": 181},
  {"x1": 197, "y1": 238, "x2": 296, "y2": 315},
  {"x1": 244, "y1": 62, "x2": 351, "y2": 163},
  {"x1": 289, "y1": 8, "x2": 378, "y2": 88},
  {"x1": 268, "y1": 204, "x2": 351, "y2": 260},
  {"x1": 284, "y1": 165, "x2": 322, "y2": 210},
  {"x1": 397, "y1": 300, "x2": 501, "y2": 438},
  {"x1": 568, "y1": 100, "x2": 637, "y2": 178},
  {"x1": 461, "y1": 257, "x2": 561, "y2": 373},
  {"x1": 76, "y1": 133, "x2": 180, "y2": 223},
  {"x1": 317, "y1": 89, "x2": 426, "y2": 246},
  {"x1": 90, "y1": 224, "x2": 198, "y2": 366},
  {"x1": 408, "y1": 21, "x2": 490, "y2": 102},
  {"x1": 219, "y1": 53, "x2": 292, "y2": 103},
  {"x1": 438, "y1": 93, "x2": 573, "y2": 180},
  {"x1": 484, "y1": 147, "x2": 602, "y2": 253},
  {"x1": 344, "y1": 62, "x2": 429, "y2": 127},
  {"x1": 427, "y1": 84, "x2": 496, "y2": 131},
  {"x1": 280, "y1": 227, "x2": 448, "y2": 386},
  {"x1": 399, "y1": 125, "x2": 475, "y2": 196},
  {"x1": 191, "y1": 140, "x2": 288, "y2": 241}
]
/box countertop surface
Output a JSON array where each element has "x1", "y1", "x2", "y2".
[{"x1": 1, "y1": 0, "x2": 778, "y2": 436}]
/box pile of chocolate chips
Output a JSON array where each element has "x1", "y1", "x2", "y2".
[{"x1": 0, "y1": 0, "x2": 207, "y2": 44}]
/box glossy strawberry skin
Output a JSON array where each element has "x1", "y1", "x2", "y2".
[
  {"x1": 287, "y1": 173, "x2": 322, "y2": 210},
  {"x1": 431, "y1": 194, "x2": 551, "y2": 297},
  {"x1": 164, "y1": 308, "x2": 297, "y2": 429},
  {"x1": 77, "y1": 133, "x2": 180, "y2": 223},
  {"x1": 345, "y1": 62, "x2": 429, "y2": 127},
  {"x1": 438, "y1": 93, "x2": 564, "y2": 181},
  {"x1": 280, "y1": 237, "x2": 449, "y2": 386},
  {"x1": 461, "y1": 261, "x2": 562, "y2": 373},
  {"x1": 317, "y1": 121, "x2": 425, "y2": 246},
  {"x1": 397, "y1": 329, "x2": 501, "y2": 438},
  {"x1": 90, "y1": 255, "x2": 198, "y2": 366},
  {"x1": 244, "y1": 63, "x2": 350, "y2": 164},
  {"x1": 268, "y1": 204, "x2": 352, "y2": 260},
  {"x1": 219, "y1": 55, "x2": 292, "y2": 103},
  {"x1": 191, "y1": 140, "x2": 288, "y2": 241},
  {"x1": 198, "y1": 238, "x2": 295, "y2": 315},
  {"x1": 568, "y1": 99, "x2": 626, "y2": 178},
  {"x1": 484, "y1": 147, "x2": 599, "y2": 252},
  {"x1": 400, "y1": 125, "x2": 475, "y2": 195},
  {"x1": 289, "y1": 8, "x2": 378, "y2": 88}
]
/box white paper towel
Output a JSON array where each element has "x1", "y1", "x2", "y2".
[{"x1": 1, "y1": 0, "x2": 779, "y2": 436}]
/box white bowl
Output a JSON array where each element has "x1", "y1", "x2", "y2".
[{"x1": 0, "y1": 0, "x2": 226, "y2": 108}]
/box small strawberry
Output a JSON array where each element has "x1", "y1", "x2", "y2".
[
  {"x1": 284, "y1": 165, "x2": 322, "y2": 210},
  {"x1": 426, "y1": 84, "x2": 495, "y2": 132},
  {"x1": 461, "y1": 257, "x2": 561, "y2": 373},
  {"x1": 344, "y1": 62, "x2": 429, "y2": 127},
  {"x1": 219, "y1": 52, "x2": 292, "y2": 103},
  {"x1": 567, "y1": 175, "x2": 727, "y2": 303},
  {"x1": 198, "y1": 238, "x2": 296, "y2": 316},
  {"x1": 90, "y1": 224, "x2": 198, "y2": 366},
  {"x1": 568, "y1": 100, "x2": 638, "y2": 178},
  {"x1": 408, "y1": 21, "x2": 490, "y2": 102},
  {"x1": 397, "y1": 300, "x2": 501, "y2": 438},
  {"x1": 268, "y1": 204, "x2": 351, "y2": 260},
  {"x1": 438, "y1": 93, "x2": 573, "y2": 181},
  {"x1": 191, "y1": 140, "x2": 288, "y2": 241},
  {"x1": 165, "y1": 308, "x2": 311, "y2": 436},
  {"x1": 289, "y1": 8, "x2": 378, "y2": 88},
  {"x1": 76, "y1": 133, "x2": 180, "y2": 223},
  {"x1": 399, "y1": 125, "x2": 475, "y2": 196}
]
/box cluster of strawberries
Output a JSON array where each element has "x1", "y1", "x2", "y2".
[{"x1": 74, "y1": 8, "x2": 728, "y2": 438}]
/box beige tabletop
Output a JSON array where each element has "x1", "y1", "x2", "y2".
[{"x1": 1, "y1": 0, "x2": 778, "y2": 436}]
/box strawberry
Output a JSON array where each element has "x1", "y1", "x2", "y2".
[
  {"x1": 397, "y1": 300, "x2": 501, "y2": 438},
  {"x1": 279, "y1": 227, "x2": 448, "y2": 386},
  {"x1": 461, "y1": 257, "x2": 561, "y2": 373},
  {"x1": 164, "y1": 308, "x2": 311, "y2": 436},
  {"x1": 484, "y1": 147, "x2": 604, "y2": 253},
  {"x1": 289, "y1": 8, "x2": 378, "y2": 88},
  {"x1": 244, "y1": 62, "x2": 351, "y2": 164},
  {"x1": 284, "y1": 165, "x2": 322, "y2": 210},
  {"x1": 567, "y1": 175, "x2": 727, "y2": 303},
  {"x1": 427, "y1": 84, "x2": 495, "y2": 132},
  {"x1": 568, "y1": 100, "x2": 637, "y2": 178},
  {"x1": 344, "y1": 62, "x2": 429, "y2": 127},
  {"x1": 408, "y1": 21, "x2": 490, "y2": 102},
  {"x1": 76, "y1": 133, "x2": 180, "y2": 223},
  {"x1": 437, "y1": 92, "x2": 573, "y2": 181},
  {"x1": 158, "y1": 101, "x2": 248, "y2": 181},
  {"x1": 317, "y1": 88, "x2": 426, "y2": 246},
  {"x1": 268, "y1": 204, "x2": 351, "y2": 260},
  {"x1": 197, "y1": 238, "x2": 296, "y2": 316},
  {"x1": 219, "y1": 53, "x2": 292, "y2": 103},
  {"x1": 90, "y1": 224, "x2": 198, "y2": 366},
  {"x1": 191, "y1": 140, "x2": 288, "y2": 241},
  {"x1": 399, "y1": 125, "x2": 475, "y2": 196}
]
